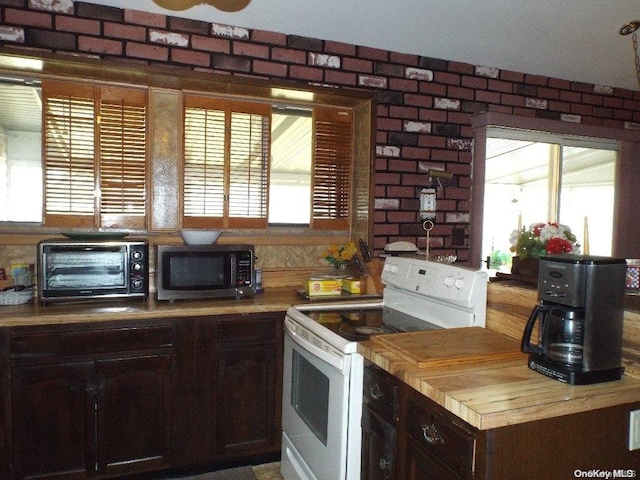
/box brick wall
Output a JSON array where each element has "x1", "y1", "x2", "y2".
[{"x1": 2, "y1": 0, "x2": 640, "y2": 261}]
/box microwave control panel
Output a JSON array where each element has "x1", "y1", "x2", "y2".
[{"x1": 236, "y1": 251, "x2": 254, "y2": 287}]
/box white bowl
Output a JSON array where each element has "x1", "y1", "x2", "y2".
[{"x1": 179, "y1": 229, "x2": 222, "y2": 245}]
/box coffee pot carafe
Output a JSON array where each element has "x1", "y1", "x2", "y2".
[{"x1": 521, "y1": 254, "x2": 626, "y2": 385}]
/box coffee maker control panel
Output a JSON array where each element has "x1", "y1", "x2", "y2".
[{"x1": 538, "y1": 259, "x2": 586, "y2": 308}]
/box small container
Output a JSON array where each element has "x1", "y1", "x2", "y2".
[
  {"x1": 626, "y1": 259, "x2": 640, "y2": 290},
  {"x1": 254, "y1": 267, "x2": 263, "y2": 293}
]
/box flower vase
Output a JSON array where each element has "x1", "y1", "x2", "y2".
[{"x1": 511, "y1": 256, "x2": 539, "y2": 283}]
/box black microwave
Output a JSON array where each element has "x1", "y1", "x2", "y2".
[
  {"x1": 37, "y1": 239, "x2": 149, "y2": 304},
  {"x1": 156, "y1": 244, "x2": 255, "y2": 301}
]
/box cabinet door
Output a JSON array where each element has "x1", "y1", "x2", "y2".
[
  {"x1": 361, "y1": 406, "x2": 396, "y2": 480},
  {"x1": 404, "y1": 437, "x2": 462, "y2": 480},
  {"x1": 96, "y1": 354, "x2": 173, "y2": 477},
  {"x1": 11, "y1": 362, "x2": 95, "y2": 480},
  {"x1": 216, "y1": 343, "x2": 276, "y2": 455}
]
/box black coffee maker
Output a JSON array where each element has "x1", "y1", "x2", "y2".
[{"x1": 521, "y1": 254, "x2": 626, "y2": 385}]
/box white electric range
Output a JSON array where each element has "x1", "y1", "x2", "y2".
[{"x1": 280, "y1": 256, "x2": 488, "y2": 480}]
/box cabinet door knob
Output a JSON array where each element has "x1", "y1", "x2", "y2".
[
  {"x1": 379, "y1": 458, "x2": 391, "y2": 470},
  {"x1": 422, "y1": 424, "x2": 444, "y2": 444}
]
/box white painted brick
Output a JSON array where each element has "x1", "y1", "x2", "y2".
[
  {"x1": 593, "y1": 85, "x2": 614, "y2": 95},
  {"x1": 434, "y1": 97, "x2": 460, "y2": 110},
  {"x1": 375, "y1": 198, "x2": 400, "y2": 209},
  {"x1": 404, "y1": 121, "x2": 431, "y2": 133},
  {"x1": 149, "y1": 30, "x2": 189, "y2": 47},
  {"x1": 418, "y1": 162, "x2": 443, "y2": 173},
  {"x1": 309, "y1": 53, "x2": 340, "y2": 69},
  {"x1": 0, "y1": 26, "x2": 25, "y2": 43},
  {"x1": 358, "y1": 75, "x2": 387, "y2": 88},
  {"x1": 212, "y1": 23, "x2": 250, "y2": 39},
  {"x1": 560, "y1": 114, "x2": 582, "y2": 123},
  {"x1": 624, "y1": 121, "x2": 640, "y2": 131},
  {"x1": 376, "y1": 145, "x2": 401, "y2": 157},
  {"x1": 447, "y1": 138, "x2": 472, "y2": 150},
  {"x1": 446, "y1": 213, "x2": 470, "y2": 223},
  {"x1": 29, "y1": 0, "x2": 73, "y2": 13},
  {"x1": 405, "y1": 67, "x2": 433, "y2": 81},
  {"x1": 525, "y1": 98, "x2": 548, "y2": 109},
  {"x1": 475, "y1": 66, "x2": 499, "y2": 78}
]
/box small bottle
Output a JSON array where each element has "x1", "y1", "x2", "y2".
[{"x1": 254, "y1": 267, "x2": 263, "y2": 293}]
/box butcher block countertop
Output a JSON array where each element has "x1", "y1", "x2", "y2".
[{"x1": 358, "y1": 280, "x2": 640, "y2": 431}]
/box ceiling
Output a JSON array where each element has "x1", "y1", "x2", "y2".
[{"x1": 75, "y1": 0, "x2": 640, "y2": 92}]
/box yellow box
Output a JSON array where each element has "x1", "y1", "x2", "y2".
[
  {"x1": 307, "y1": 278, "x2": 342, "y2": 296},
  {"x1": 341, "y1": 278, "x2": 361, "y2": 294}
]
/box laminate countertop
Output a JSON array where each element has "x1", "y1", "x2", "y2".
[{"x1": 0, "y1": 288, "x2": 381, "y2": 328}]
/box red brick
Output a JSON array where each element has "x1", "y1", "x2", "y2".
[
  {"x1": 5, "y1": 8, "x2": 51, "y2": 28},
  {"x1": 126, "y1": 42, "x2": 168, "y2": 61},
  {"x1": 560, "y1": 90, "x2": 581, "y2": 103},
  {"x1": 342, "y1": 57, "x2": 372, "y2": 73},
  {"x1": 104, "y1": 22, "x2": 146, "y2": 41},
  {"x1": 487, "y1": 79, "x2": 512, "y2": 93},
  {"x1": 289, "y1": 64, "x2": 323, "y2": 82},
  {"x1": 233, "y1": 41, "x2": 269, "y2": 58},
  {"x1": 357, "y1": 45, "x2": 388, "y2": 61},
  {"x1": 252, "y1": 60, "x2": 287, "y2": 77},
  {"x1": 252, "y1": 29, "x2": 286, "y2": 46},
  {"x1": 433, "y1": 71, "x2": 460, "y2": 86},
  {"x1": 389, "y1": 51, "x2": 417, "y2": 66},
  {"x1": 389, "y1": 78, "x2": 417, "y2": 92},
  {"x1": 461, "y1": 75, "x2": 487, "y2": 90},
  {"x1": 171, "y1": 48, "x2": 210, "y2": 67},
  {"x1": 548, "y1": 100, "x2": 571, "y2": 113},
  {"x1": 191, "y1": 35, "x2": 229, "y2": 53},
  {"x1": 324, "y1": 70, "x2": 356, "y2": 86},
  {"x1": 78, "y1": 35, "x2": 122, "y2": 55},
  {"x1": 448, "y1": 61, "x2": 474, "y2": 75},
  {"x1": 124, "y1": 9, "x2": 166, "y2": 28},
  {"x1": 271, "y1": 47, "x2": 305, "y2": 64},
  {"x1": 447, "y1": 86, "x2": 474, "y2": 101},
  {"x1": 55, "y1": 16, "x2": 100, "y2": 35},
  {"x1": 324, "y1": 40, "x2": 355, "y2": 56},
  {"x1": 404, "y1": 93, "x2": 432, "y2": 108}
]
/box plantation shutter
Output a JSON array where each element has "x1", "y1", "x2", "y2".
[
  {"x1": 99, "y1": 86, "x2": 147, "y2": 228},
  {"x1": 43, "y1": 81, "x2": 97, "y2": 227},
  {"x1": 311, "y1": 107, "x2": 353, "y2": 230},
  {"x1": 43, "y1": 80, "x2": 148, "y2": 229},
  {"x1": 182, "y1": 96, "x2": 270, "y2": 229}
]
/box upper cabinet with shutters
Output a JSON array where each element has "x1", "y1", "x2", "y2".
[{"x1": 42, "y1": 80, "x2": 148, "y2": 230}]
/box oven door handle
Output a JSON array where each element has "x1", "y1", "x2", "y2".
[{"x1": 285, "y1": 318, "x2": 349, "y2": 373}]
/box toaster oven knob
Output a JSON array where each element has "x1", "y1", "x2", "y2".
[
  {"x1": 132, "y1": 262, "x2": 143, "y2": 271},
  {"x1": 132, "y1": 250, "x2": 143, "y2": 260},
  {"x1": 131, "y1": 279, "x2": 143, "y2": 289}
]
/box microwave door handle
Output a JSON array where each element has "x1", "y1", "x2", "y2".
[{"x1": 230, "y1": 254, "x2": 237, "y2": 285}]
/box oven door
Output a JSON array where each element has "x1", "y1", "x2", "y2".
[{"x1": 281, "y1": 316, "x2": 362, "y2": 480}]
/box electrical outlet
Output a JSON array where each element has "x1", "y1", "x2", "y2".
[
  {"x1": 451, "y1": 228, "x2": 465, "y2": 246},
  {"x1": 629, "y1": 409, "x2": 640, "y2": 451}
]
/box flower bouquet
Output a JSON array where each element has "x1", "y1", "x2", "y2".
[
  {"x1": 322, "y1": 242, "x2": 358, "y2": 269},
  {"x1": 510, "y1": 222, "x2": 580, "y2": 259}
]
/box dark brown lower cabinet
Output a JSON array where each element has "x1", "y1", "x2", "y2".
[
  {"x1": 8, "y1": 321, "x2": 175, "y2": 480},
  {"x1": 363, "y1": 359, "x2": 640, "y2": 480}
]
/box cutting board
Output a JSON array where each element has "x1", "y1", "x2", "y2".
[{"x1": 369, "y1": 327, "x2": 524, "y2": 368}]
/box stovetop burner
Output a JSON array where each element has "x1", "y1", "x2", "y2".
[{"x1": 305, "y1": 306, "x2": 440, "y2": 341}]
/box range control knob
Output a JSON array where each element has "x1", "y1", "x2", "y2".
[
  {"x1": 444, "y1": 276, "x2": 455, "y2": 287},
  {"x1": 454, "y1": 278, "x2": 466, "y2": 290}
]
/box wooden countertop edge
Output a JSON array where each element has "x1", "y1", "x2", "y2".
[{"x1": 357, "y1": 340, "x2": 640, "y2": 431}]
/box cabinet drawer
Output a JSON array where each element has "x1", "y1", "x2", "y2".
[
  {"x1": 10, "y1": 324, "x2": 174, "y2": 359},
  {"x1": 405, "y1": 397, "x2": 475, "y2": 479},
  {"x1": 217, "y1": 315, "x2": 277, "y2": 344},
  {"x1": 363, "y1": 361, "x2": 398, "y2": 422}
]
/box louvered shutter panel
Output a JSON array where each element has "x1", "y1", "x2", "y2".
[
  {"x1": 311, "y1": 108, "x2": 353, "y2": 230},
  {"x1": 227, "y1": 101, "x2": 270, "y2": 229},
  {"x1": 182, "y1": 96, "x2": 270, "y2": 229},
  {"x1": 99, "y1": 86, "x2": 147, "y2": 228},
  {"x1": 43, "y1": 80, "x2": 97, "y2": 227}
]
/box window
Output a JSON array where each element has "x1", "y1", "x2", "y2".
[
  {"x1": 42, "y1": 80, "x2": 148, "y2": 229},
  {"x1": 182, "y1": 94, "x2": 353, "y2": 230},
  {"x1": 482, "y1": 127, "x2": 617, "y2": 273}
]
